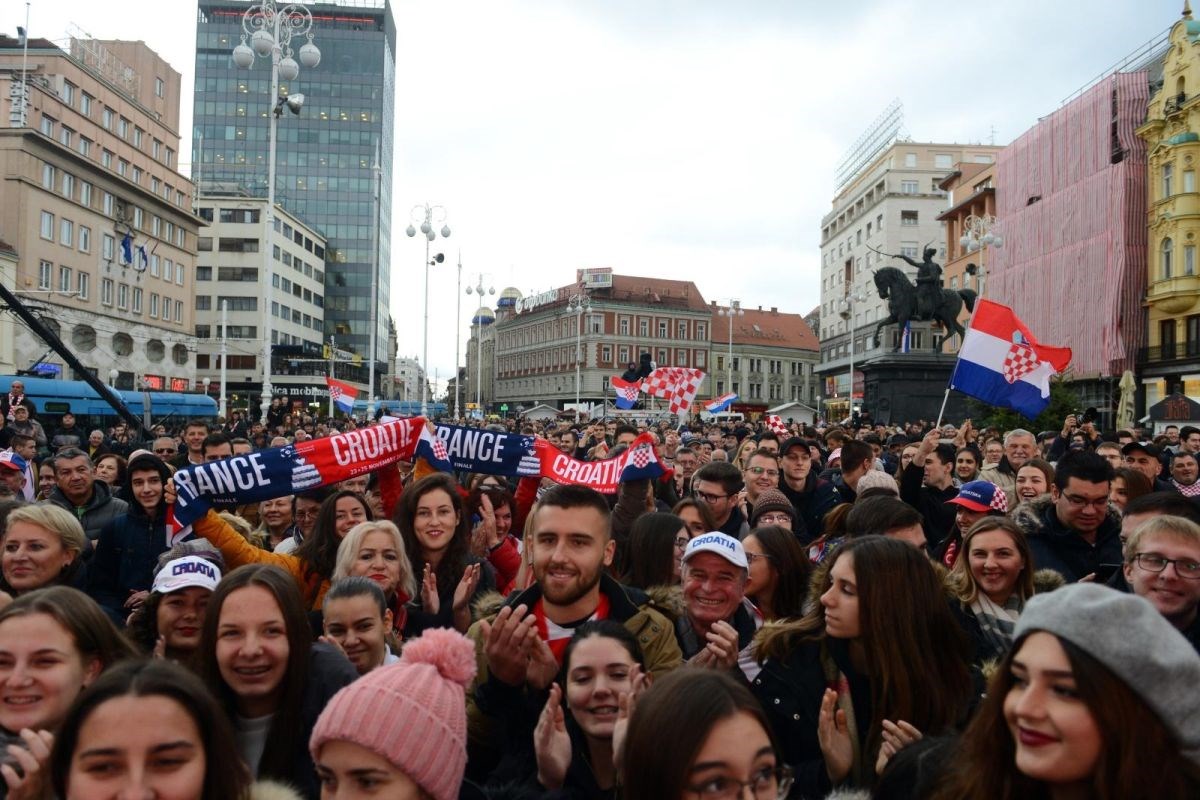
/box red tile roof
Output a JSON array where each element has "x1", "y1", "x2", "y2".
[{"x1": 709, "y1": 304, "x2": 819, "y2": 351}]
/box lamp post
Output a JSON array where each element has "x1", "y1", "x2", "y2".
[
  {"x1": 716, "y1": 300, "x2": 744, "y2": 396},
  {"x1": 566, "y1": 292, "x2": 591, "y2": 422},
  {"x1": 405, "y1": 204, "x2": 451, "y2": 417},
  {"x1": 231, "y1": 0, "x2": 321, "y2": 426},
  {"x1": 838, "y1": 290, "x2": 867, "y2": 421},
  {"x1": 959, "y1": 213, "x2": 1004, "y2": 299},
  {"x1": 465, "y1": 275, "x2": 494, "y2": 416}
]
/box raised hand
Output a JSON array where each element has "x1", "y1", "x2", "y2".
[
  {"x1": 534, "y1": 683, "x2": 572, "y2": 791},
  {"x1": 525, "y1": 635, "x2": 559, "y2": 691},
  {"x1": 817, "y1": 688, "x2": 853, "y2": 784},
  {"x1": 478, "y1": 604, "x2": 536, "y2": 686},
  {"x1": 612, "y1": 665, "x2": 650, "y2": 774},
  {"x1": 420, "y1": 563, "x2": 440, "y2": 616},
  {"x1": 875, "y1": 719, "x2": 922, "y2": 775},
  {"x1": 0, "y1": 729, "x2": 55, "y2": 800}
]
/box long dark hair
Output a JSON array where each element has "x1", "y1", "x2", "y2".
[
  {"x1": 745, "y1": 525, "x2": 810, "y2": 619},
  {"x1": 621, "y1": 669, "x2": 779, "y2": 800},
  {"x1": 51, "y1": 659, "x2": 251, "y2": 800},
  {"x1": 932, "y1": 634, "x2": 1200, "y2": 799},
  {"x1": 393, "y1": 473, "x2": 470, "y2": 597},
  {"x1": 755, "y1": 537, "x2": 972, "y2": 757},
  {"x1": 199, "y1": 565, "x2": 311, "y2": 783},
  {"x1": 623, "y1": 513, "x2": 684, "y2": 590},
  {"x1": 294, "y1": 490, "x2": 374, "y2": 590}
]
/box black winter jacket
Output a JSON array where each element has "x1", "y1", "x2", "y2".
[
  {"x1": 1013, "y1": 496, "x2": 1123, "y2": 583},
  {"x1": 87, "y1": 503, "x2": 188, "y2": 626}
]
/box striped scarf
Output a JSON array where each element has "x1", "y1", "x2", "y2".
[{"x1": 970, "y1": 592, "x2": 1023, "y2": 657}]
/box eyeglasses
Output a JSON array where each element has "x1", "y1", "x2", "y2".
[
  {"x1": 745, "y1": 552, "x2": 774, "y2": 564},
  {"x1": 687, "y1": 766, "x2": 793, "y2": 800},
  {"x1": 755, "y1": 513, "x2": 792, "y2": 526},
  {"x1": 153, "y1": 448, "x2": 176, "y2": 455},
  {"x1": 1132, "y1": 553, "x2": 1200, "y2": 579},
  {"x1": 674, "y1": 536, "x2": 690, "y2": 549},
  {"x1": 744, "y1": 467, "x2": 780, "y2": 478},
  {"x1": 294, "y1": 509, "x2": 320, "y2": 520},
  {"x1": 692, "y1": 489, "x2": 730, "y2": 504},
  {"x1": 1062, "y1": 493, "x2": 1109, "y2": 510}
]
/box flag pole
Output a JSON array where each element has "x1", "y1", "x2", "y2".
[{"x1": 937, "y1": 260, "x2": 989, "y2": 429}]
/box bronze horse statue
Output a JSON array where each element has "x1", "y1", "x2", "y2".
[{"x1": 872, "y1": 266, "x2": 977, "y2": 352}]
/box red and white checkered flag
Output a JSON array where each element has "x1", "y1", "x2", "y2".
[
  {"x1": 641, "y1": 367, "x2": 705, "y2": 415},
  {"x1": 1002, "y1": 342, "x2": 1039, "y2": 384},
  {"x1": 766, "y1": 415, "x2": 789, "y2": 436}
]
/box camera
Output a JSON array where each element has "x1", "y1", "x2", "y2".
[{"x1": 1077, "y1": 407, "x2": 1099, "y2": 426}]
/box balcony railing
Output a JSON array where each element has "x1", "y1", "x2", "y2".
[{"x1": 1140, "y1": 342, "x2": 1200, "y2": 363}]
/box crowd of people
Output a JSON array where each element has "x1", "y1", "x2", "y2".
[{"x1": 0, "y1": 378, "x2": 1199, "y2": 799}]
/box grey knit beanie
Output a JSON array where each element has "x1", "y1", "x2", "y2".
[
  {"x1": 750, "y1": 489, "x2": 794, "y2": 528},
  {"x1": 1015, "y1": 583, "x2": 1200, "y2": 765}
]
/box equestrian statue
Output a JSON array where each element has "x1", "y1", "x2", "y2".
[{"x1": 870, "y1": 246, "x2": 977, "y2": 352}]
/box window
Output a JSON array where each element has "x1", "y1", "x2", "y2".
[
  {"x1": 59, "y1": 126, "x2": 73, "y2": 147},
  {"x1": 102, "y1": 150, "x2": 113, "y2": 168},
  {"x1": 58, "y1": 266, "x2": 72, "y2": 293},
  {"x1": 164, "y1": 259, "x2": 173, "y2": 280},
  {"x1": 175, "y1": 262, "x2": 184, "y2": 285},
  {"x1": 638, "y1": 318, "x2": 649, "y2": 337},
  {"x1": 196, "y1": 266, "x2": 212, "y2": 281},
  {"x1": 219, "y1": 208, "x2": 260, "y2": 223},
  {"x1": 901, "y1": 180, "x2": 918, "y2": 194},
  {"x1": 165, "y1": 148, "x2": 174, "y2": 166},
  {"x1": 155, "y1": 77, "x2": 165, "y2": 97},
  {"x1": 101, "y1": 278, "x2": 114, "y2": 305},
  {"x1": 218, "y1": 238, "x2": 259, "y2": 253},
  {"x1": 1163, "y1": 237, "x2": 1175, "y2": 279},
  {"x1": 78, "y1": 226, "x2": 90, "y2": 252},
  {"x1": 133, "y1": 127, "x2": 143, "y2": 148},
  {"x1": 696, "y1": 350, "x2": 705, "y2": 367},
  {"x1": 149, "y1": 293, "x2": 159, "y2": 318},
  {"x1": 198, "y1": 237, "x2": 213, "y2": 252},
  {"x1": 1188, "y1": 245, "x2": 1197, "y2": 276},
  {"x1": 81, "y1": 93, "x2": 93, "y2": 115},
  {"x1": 39, "y1": 115, "x2": 54, "y2": 137},
  {"x1": 152, "y1": 139, "x2": 162, "y2": 159},
  {"x1": 658, "y1": 321, "x2": 668, "y2": 338},
  {"x1": 41, "y1": 163, "x2": 54, "y2": 189},
  {"x1": 218, "y1": 296, "x2": 258, "y2": 312},
  {"x1": 132, "y1": 167, "x2": 142, "y2": 185},
  {"x1": 1164, "y1": 163, "x2": 1175, "y2": 198},
  {"x1": 117, "y1": 159, "x2": 128, "y2": 177},
  {"x1": 697, "y1": 322, "x2": 707, "y2": 339},
  {"x1": 103, "y1": 192, "x2": 113, "y2": 216},
  {"x1": 901, "y1": 210, "x2": 919, "y2": 226},
  {"x1": 133, "y1": 207, "x2": 143, "y2": 229},
  {"x1": 61, "y1": 172, "x2": 74, "y2": 198},
  {"x1": 935, "y1": 154, "x2": 953, "y2": 168},
  {"x1": 76, "y1": 272, "x2": 89, "y2": 300},
  {"x1": 1188, "y1": 170, "x2": 1197, "y2": 194},
  {"x1": 80, "y1": 182, "x2": 91, "y2": 207},
  {"x1": 904, "y1": 153, "x2": 917, "y2": 167},
  {"x1": 149, "y1": 256, "x2": 159, "y2": 278},
  {"x1": 40, "y1": 211, "x2": 54, "y2": 239},
  {"x1": 59, "y1": 218, "x2": 73, "y2": 246},
  {"x1": 118, "y1": 117, "x2": 129, "y2": 139},
  {"x1": 102, "y1": 234, "x2": 115, "y2": 260},
  {"x1": 162, "y1": 298, "x2": 171, "y2": 321},
  {"x1": 175, "y1": 300, "x2": 183, "y2": 322},
  {"x1": 38, "y1": 260, "x2": 52, "y2": 290},
  {"x1": 195, "y1": 296, "x2": 211, "y2": 311},
  {"x1": 132, "y1": 287, "x2": 142, "y2": 314},
  {"x1": 78, "y1": 137, "x2": 91, "y2": 157}
]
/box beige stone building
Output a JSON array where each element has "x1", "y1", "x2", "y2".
[
  {"x1": 0, "y1": 238, "x2": 16, "y2": 375},
  {"x1": 0, "y1": 34, "x2": 200, "y2": 390},
  {"x1": 708, "y1": 303, "x2": 820, "y2": 415}
]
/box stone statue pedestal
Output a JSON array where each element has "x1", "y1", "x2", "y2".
[{"x1": 859, "y1": 351, "x2": 969, "y2": 425}]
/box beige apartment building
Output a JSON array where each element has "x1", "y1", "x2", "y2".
[
  {"x1": 815, "y1": 141, "x2": 1002, "y2": 413},
  {"x1": 0, "y1": 34, "x2": 200, "y2": 390}
]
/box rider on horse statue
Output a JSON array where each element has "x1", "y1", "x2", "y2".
[{"x1": 896, "y1": 247, "x2": 942, "y2": 320}]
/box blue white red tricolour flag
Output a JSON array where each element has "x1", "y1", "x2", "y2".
[
  {"x1": 325, "y1": 376, "x2": 358, "y2": 413},
  {"x1": 900, "y1": 321, "x2": 911, "y2": 353},
  {"x1": 706, "y1": 393, "x2": 738, "y2": 413},
  {"x1": 610, "y1": 376, "x2": 641, "y2": 409},
  {"x1": 950, "y1": 300, "x2": 1072, "y2": 420}
]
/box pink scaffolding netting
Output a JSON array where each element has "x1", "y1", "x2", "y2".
[{"x1": 990, "y1": 71, "x2": 1150, "y2": 378}]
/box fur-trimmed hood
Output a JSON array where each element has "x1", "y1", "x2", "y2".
[
  {"x1": 471, "y1": 589, "x2": 507, "y2": 621},
  {"x1": 644, "y1": 583, "x2": 685, "y2": 620},
  {"x1": 249, "y1": 781, "x2": 304, "y2": 800}
]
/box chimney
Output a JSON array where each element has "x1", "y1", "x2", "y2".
[
  {"x1": 771, "y1": 307, "x2": 777, "y2": 313},
  {"x1": 758, "y1": 305, "x2": 763, "y2": 311}
]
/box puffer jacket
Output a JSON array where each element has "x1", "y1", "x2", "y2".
[
  {"x1": 464, "y1": 573, "x2": 682, "y2": 781},
  {"x1": 87, "y1": 502, "x2": 189, "y2": 625},
  {"x1": 1012, "y1": 495, "x2": 1123, "y2": 583},
  {"x1": 45, "y1": 481, "x2": 129, "y2": 545}
]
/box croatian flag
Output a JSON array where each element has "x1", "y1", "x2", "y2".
[
  {"x1": 950, "y1": 300, "x2": 1072, "y2": 420},
  {"x1": 611, "y1": 376, "x2": 640, "y2": 409},
  {"x1": 765, "y1": 415, "x2": 789, "y2": 436},
  {"x1": 706, "y1": 393, "x2": 738, "y2": 413},
  {"x1": 325, "y1": 376, "x2": 358, "y2": 413}
]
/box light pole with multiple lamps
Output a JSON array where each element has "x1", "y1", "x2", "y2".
[
  {"x1": 231, "y1": 0, "x2": 321, "y2": 425},
  {"x1": 959, "y1": 213, "x2": 1004, "y2": 299},
  {"x1": 838, "y1": 290, "x2": 867, "y2": 421},
  {"x1": 465, "y1": 274, "x2": 494, "y2": 416},
  {"x1": 716, "y1": 300, "x2": 744, "y2": 396},
  {"x1": 566, "y1": 292, "x2": 591, "y2": 422},
  {"x1": 405, "y1": 204, "x2": 450, "y2": 417}
]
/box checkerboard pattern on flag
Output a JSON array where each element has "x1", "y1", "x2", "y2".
[
  {"x1": 641, "y1": 367, "x2": 706, "y2": 415},
  {"x1": 766, "y1": 415, "x2": 789, "y2": 436},
  {"x1": 325, "y1": 376, "x2": 358, "y2": 413},
  {"x1": 610, "y1": 376, "x2": 641, "y2": 409},
  {"x1": 1002, "y1": 342, "x2": 1039, "y2": 384}
]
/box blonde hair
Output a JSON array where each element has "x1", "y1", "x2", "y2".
[
  {"x1": 4, "y1": 505, "x2": 87, "y2": 558},
  {"x1": 218, "y1": 511, "x2": 266, "y2": 550},
  {"x1": 512, "y1": 502, "x2": 539, "y2": 592},
  {"x1": 1123, "y1": 515, "x2": 1200, "y2": 562},
  {"x1": 945, "y1": 517, "x2": 1034, "y2": 605},
  {"x1": 332, "y1": 520, "x2": 418, "y2": 600}
]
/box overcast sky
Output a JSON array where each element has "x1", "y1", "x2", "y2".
[{"x1": 1, "y1": 0, "x2": 1180, "y2": 388}]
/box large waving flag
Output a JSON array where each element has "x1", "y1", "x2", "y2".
[
  {"x1": 950, "y1": 300, "x2": 1072, "y2": 420},
  {"x1": 706, "y1": 393, "x2": 738, "y2": 414},
  {"x1": 642, "y1": 367, "x2": 706, "y2": 415},
  {"x1": 610, "y1": 376, "x2": 641, "y2": 409},
  {"x1": 325, "y1": 376, "x2": 358, "y2": 413}
]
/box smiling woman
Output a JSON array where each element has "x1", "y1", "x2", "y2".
[{"x1": 0, "y1": 504, "x2": 87, "y2": 597}]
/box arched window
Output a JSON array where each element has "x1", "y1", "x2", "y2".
[{"x1": 1163, "y1": 237, "x2": 1175, "y2": 279}]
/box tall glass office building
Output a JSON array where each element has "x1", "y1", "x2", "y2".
[{"x1": 193, "y1": 0, "x2": 394, "y2": 389}]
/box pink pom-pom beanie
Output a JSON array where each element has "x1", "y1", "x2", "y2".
[{"x1": 309, "y1": 627, "x2": 478, "y2": 800}]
